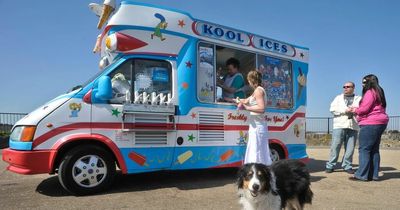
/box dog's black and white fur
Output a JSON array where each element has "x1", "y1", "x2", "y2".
[{"x1": 237, "y1": 160, "x2": 313, "y2": 210}]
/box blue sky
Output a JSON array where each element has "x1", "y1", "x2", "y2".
[{"x1": 0, "y1": 0, "x2": 399, "y2": 117}]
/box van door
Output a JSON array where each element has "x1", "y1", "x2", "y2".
[{"x1": 91, "y1": 58, "x2": 176, "y2": 171}]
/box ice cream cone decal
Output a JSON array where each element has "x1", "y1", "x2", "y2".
[
  {"x1": 128, "y1": 151, "x2": 149, "y2": 167},
  {"x1": 176, "y1": 150, "x2": 193, "y2": 164},
  {"x1": 96, "y1": 0, "x2": 116, "y2": 29},
  {"x1": 151, "y1": 13, "x2": 168, "y2": 41},
  {"x1": 297, "y1": 67, "x2": 306, "y2": 100}
]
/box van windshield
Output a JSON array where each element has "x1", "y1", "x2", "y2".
[{"x1": 67, "y1": 69, "x2": 105, "y2": 93}]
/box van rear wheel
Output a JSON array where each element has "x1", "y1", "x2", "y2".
[
  {"x1": 58, "y1": 145, "x2": 116, "y2": 195},
  {"x1": 269, "y1": 144, "x2": 285, "y2": 162}
]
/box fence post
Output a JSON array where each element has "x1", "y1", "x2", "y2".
[{"x1": 327, "y1": 118, "x2": 330, "y2": 134}]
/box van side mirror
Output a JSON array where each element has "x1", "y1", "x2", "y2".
[{"x1": 92, "y1": 76, "x2": 112, "y2": 103}]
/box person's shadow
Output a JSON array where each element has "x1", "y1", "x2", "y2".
[
  {"x1": 305, "y1": 158, "x2": 400, "y2": 182},
  {"x1": 378, "y1": 166, "x2": 400, "y2": 181},
  {"x1": 36, "y1": 168, "x2": 238, "y2": 197}
]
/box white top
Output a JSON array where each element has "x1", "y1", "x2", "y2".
[
  {"x1": 248, "y1": 86, "x2": 267, "y2": 122},
  {"x1": 330, "y1": 93, "x2": 362, "y2": 130}
]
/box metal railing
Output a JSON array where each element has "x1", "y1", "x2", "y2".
[
  {"x1": 306, "y1": 116, "x2": 400, "y2": 134},
  {"x1": 0, "y1": 113, "x2": 27, "y2": 133}
]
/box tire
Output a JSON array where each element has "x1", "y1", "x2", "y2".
[
  {"x1": 269, "y1": 144, "x2": 285, "y2": 162},
  {"x1": 0, "y1": 136, "x2": 9, "y2": 149},
  {"x1": 58, "y1": 145, "x2": 116, "y2": 195}
]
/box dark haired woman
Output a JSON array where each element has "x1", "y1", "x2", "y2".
[
  {"x1": 348, "y1": 74, "x2": 389, "y2": 181},
  {"x1": 237, "y1": 70, "x2": 272, "y2": 165}
]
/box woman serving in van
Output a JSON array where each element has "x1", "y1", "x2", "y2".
[
  {"x1": 217, "y1": 57, "x2": 245, "y2": 102},
  {"x1": 237, "y1": 70, "x2": 272, "y2": 165}
]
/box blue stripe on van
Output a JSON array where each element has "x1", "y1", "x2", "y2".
[
  {"x1": 9, "y1": 140, "x2": 32, "y2": 151},
  {"x1": 286, "y1": 144, "x2": 308, "y2": 159}
]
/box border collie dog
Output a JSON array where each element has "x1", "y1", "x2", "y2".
[{"x1": 237, "y1": 160, "x2": 313, "y2": 210}]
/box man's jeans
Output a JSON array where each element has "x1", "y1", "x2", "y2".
[
  {"x1": 326, "y1": 128, "x2": 358, "y2": 170},
  {"x1": 354, "y1": 124, "x2": 387, "y2": 180}
]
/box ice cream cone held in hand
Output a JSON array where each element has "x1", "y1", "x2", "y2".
[{"x1": 297, "y1": 67, "x2": 306, "y2": 100}]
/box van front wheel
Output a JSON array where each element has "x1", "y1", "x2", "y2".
[{"x1": 58, "y1": 145, "x2": 116, "y2": 195}]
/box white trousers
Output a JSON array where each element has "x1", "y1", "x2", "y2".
[{"x1": 244, "y1": 122, "x2": 272, "y2": 166}]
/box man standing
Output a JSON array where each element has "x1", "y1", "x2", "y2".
[{"x1": 326, "y1": 82, "x2": 361, "y2": 174}]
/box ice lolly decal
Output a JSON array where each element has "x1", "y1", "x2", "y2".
[
  {"x1": 128, "y1": 151, "x2": 149, "y2": 167},
  {"x1": 297, "y1": 67, "x2": 307, "y2": 100},
  {"x1": 177, "y1": 150, "x2": 193, "y2": 164},
  {"x1": 220, "y1": 150, "x2": 234, "y2": 162}
]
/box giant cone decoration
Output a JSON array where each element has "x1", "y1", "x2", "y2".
[
  {"x1": 97, "y1": 0, "x2": 116, "y2": 29},
  {"x1": 113, "y1": 32, "x2": 148, "y2": 51}
]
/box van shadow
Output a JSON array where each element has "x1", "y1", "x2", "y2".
[
  {"x1": 306, "y1": 158, "x2": 328, "y2": 182},
  {"x1": 111, "y1": 168, "x2": 238, "y2": 192},
  {"x1": 36, "y1": 168, "x2": 238, "y2": 197},
  {"x1": 306, "y1": 158, "x2": 327, "y2": 173}
]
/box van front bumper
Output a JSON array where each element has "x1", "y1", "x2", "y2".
[{"x1": 2, "y1": 148, "x2": 56, "y2": 174}]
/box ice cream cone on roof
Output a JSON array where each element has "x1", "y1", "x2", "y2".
[{"x1": 97, "y1": 0, "x2": 116, "y2": 29}]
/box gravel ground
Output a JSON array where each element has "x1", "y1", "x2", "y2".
[{"x1": 1, "y1": 147, "x2": 399, "y2": 210}]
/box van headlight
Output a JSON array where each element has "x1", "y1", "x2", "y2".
[{"x1": 10, "y1": 126, "x2": 36, "y2": 142}]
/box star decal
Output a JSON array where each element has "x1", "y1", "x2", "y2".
[
  {"x1": 185, "y1": 61, "x2": 192, "y2": 68},
  {"x1": 178, "y1": 20, "x2": 185, "y2": 28},
  {"x1": 188, "y1": 134, "x2": 195, "y2": 142},
  {"x1": 111, "y1": 108, "x2": 121, "y2": 117},
  {"x1": 300, "y1": 52, "x2": 305, "y2": 58},
  {"x1": 191, "y1": 112, "x2": 197, "y2": 119}
]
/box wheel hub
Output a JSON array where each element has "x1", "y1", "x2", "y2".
[{"x1": 72, "y1": 155, "x2": 107, "y2": 188}]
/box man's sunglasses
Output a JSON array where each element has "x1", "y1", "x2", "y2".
[{"x1": 343, "y1": 86, "x2": 353, "y2": 89}]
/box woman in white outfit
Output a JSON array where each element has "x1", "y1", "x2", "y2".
[{"x1": 237, "y1": 70, "x2": 272, "y2": 166}]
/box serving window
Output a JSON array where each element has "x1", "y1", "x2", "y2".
[
  {"x1": 257, "y1": 55, "x2": 293, "y2": 109},
  {"x1": 197, "y1": 42, "x2": 256, "y2": 103},
  {"x1": 197, "y1": 42, "x2": 293, "y2": 109}
]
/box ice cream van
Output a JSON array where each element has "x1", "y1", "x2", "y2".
[{"x1": 2, "y1": 0, "x2": 309, "y2": 195}]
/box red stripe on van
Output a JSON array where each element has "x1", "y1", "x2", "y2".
[{"x1": 32, "y1": 112, "x2": 305, "y2": 149}]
